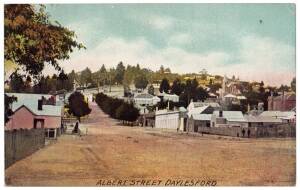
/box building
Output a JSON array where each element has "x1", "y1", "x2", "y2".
[
  {"x1": 187, "y1": 100, "x2": 221, "y2": 113},
  {"x1": 259, "y1": 111, "x2": 296, "y2": 123},
  {"x1": 268, "y1": 92, "x2": 296, "y2": 111},
  {"x1": 134, "y1": 93, "x2": 160, "y2": 106},
  {"x1": 211, "y1": 110, "x2": 247, "y2": 128},
  {"x1": 5, "y1": 93, "x2": 63, "y2": 139},
  {"x1": 155, "y1": 109, "x2": 180, "y2": 130},
  {"x1": 187, "y1": 114, "x2": 212, "y2": 132},
  {"x1": 244, "y1": 115, "x2": 283, "y2": 128},
  {"x1": 157, "y1": 92, "x2": 179, "y2": 102}
]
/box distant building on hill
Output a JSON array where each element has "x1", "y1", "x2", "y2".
[{"x1": 268, "y1": 92, "x2": 296, "y2": 111}]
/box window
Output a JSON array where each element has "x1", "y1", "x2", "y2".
[{"x1": 34, "y1": 119, "x2": 44, "y2": 129}]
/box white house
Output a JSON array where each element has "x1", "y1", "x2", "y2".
[
  {"x1": 158, "y1": 92, "x2": 179, "y2": 102},
  {"x1": 187, "y1": 100, "x2": 221, "y2": 113},
  {"x1": 211, "y1": 110, "x2": 247, "y2": 128},
  {"x1": 259, "y1": 111, "x2": 296, "y2": 123},
  {"x1": 155, "y1": 109, "x2": 180, "y2": 130},
  {"x1": 134, "y1": 93, "x2": 160, "y2": 106}
]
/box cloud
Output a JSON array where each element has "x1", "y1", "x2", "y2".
[
  {"x1": 132, "y1": 14, "x2": 175, "y2": 31},
  {"x1": 227, "y1": 35, "x2": 295, "y2": 86},
  {"x1": 48, "y1": 34, "x2": 294, "y2": 87},
  {"x1": 148, "y1": 15, "x2": 174, "y2": 30},
  {"x1": 168, "y1": 33, "x2": 193, "y2": 46}
]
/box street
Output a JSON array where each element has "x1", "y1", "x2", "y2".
[{"x1": 5, "y1": 102, "x2": 296, "y2": 186}]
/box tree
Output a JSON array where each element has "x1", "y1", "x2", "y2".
[
  {"x1": 4, "y1": 5, "x2": 84, "y2": 77},
  {"x1": 57, "y1": 70, "x2": 68, "y2": 90},
  {"x1": 134, "y1": 74, "x2": 148, "y2": 90},
  {"x1": 171, "y1": 78, "x2": 184, "y2": 95},
  {"x1": 9, "y1": 71, "x2": 25, "y2": 92},
  {"x1": 99, "y1": 64, "x2": 108, "y2": 85},
  {"x1": 5, "y1": 94, "x2": 17, "y2": 123},
  {"x1": 291, "y1": 77, "x2": 296, "y2": 92},
  {"x1": 259, "y1": 81, "x2": 265, "y2": 94},
  {"x1": 159, "y1": 65, "x2": 164, "y2": 74},
  {"x1": 278, "y1": 84, "x2": 290, "y2": 92},
  {"x1": 148, "y1": 84, "x2": 155, "y2": 95},
  {"x1": 79, "y1": 67, "x2": 93, "y2": 87},
  {"x1": 68, "y1": 91, "x2": 91, "y2": 121},
  {"x1": 116, "y1": 103, "x2": 140, "y2": 124},
  {"x1": 159, "y1": 78, "x2": 170, "y2": 93},
  {"x1": 115, "y1": 61, "x2": 125, "y2": 84}
]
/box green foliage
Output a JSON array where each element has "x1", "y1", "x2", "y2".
[
  {"x1": 5, "y1": 94, "x2": 17, "y2": 123},
  {"x1": 68, "y1": 91, "x2": 91, "y2": 121},
  {"x1": 291, "y1": 77, "x2": 296, "y2": 92},
  {"x1": 8, "y1": 71, "x2": 32, "y2": 93},
  {"x1": 95, "y1": 93, "x2": 139, "y2": 123},
  {"x1": 178, "y1": 78, "x2": 208, "y2": 107},
  {"x1": 134, "y1": 74, "x2": 148, "y2": 90},
  {"x1": 159, "y1": 78, "x2": 170, "y2": 93},
  {"x1": 171, "y1": 78, "x2": 184, "y2": 96},
  {"x1": 115, "y1": 62, "x2": 125, "y2": 84},
  {"x1": 4, "y1": 4, "x2": 85, "y2": 77},
  {"x1": 79, "y1": 67, "x2": 93, "y2": 87},
  {"x1": 148, "y1": 84, "x2": 155, "y2": 95}
]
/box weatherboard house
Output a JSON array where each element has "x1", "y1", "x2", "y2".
[{"x1": 5, "y1": 93, "x2": 63, "y2": 139}]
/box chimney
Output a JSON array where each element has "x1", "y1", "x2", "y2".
[
  {"x1": 219, "y1": 110, "x2": 223, "y2": 117},
  {"x1": 38, "y1": 99, "x2": 43, "y2": 110}
]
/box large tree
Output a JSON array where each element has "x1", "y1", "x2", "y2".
[
  {"x1": 159, "y1": 78, "x2": 170, "y2": 93},
  {"x1": 68, "y1": 91, "x2": 91, "y2": 121},
  {"x1": 79, "y1": 67, "x2": 93, "y2": 87},
  {"x1": 4, "y1": 4, "x2": 85, "y2": 77},
  {"x1": 115, "y1": 61, "x2": 125, "y2": 84},
  {"x1": 171, "y1": 78, "x2": 184, "y2": 96},
  {"x1": 134, "y1": 74, "x2": 148, "y2": 90}
]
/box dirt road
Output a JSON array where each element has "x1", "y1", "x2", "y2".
[{"x1": 5, "y1": 102, "x2": 296, "y2": 186}]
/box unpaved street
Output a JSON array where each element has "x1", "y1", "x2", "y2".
[{"x1": 5, "y1": 102, "x2": 296, "y2": 186}]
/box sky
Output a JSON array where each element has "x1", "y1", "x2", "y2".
[{"x1": 44, "y1": 4, "x2": 296, "y2": 86}]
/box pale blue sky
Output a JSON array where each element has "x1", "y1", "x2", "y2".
[{"x1": 45, "y1": 4, "x2": 296, "y2": 86}]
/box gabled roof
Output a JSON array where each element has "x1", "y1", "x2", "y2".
[
  {"x1": 244, "y1": 115, "x2": 282, "y2": 123},
  {"x1": 188, "y1": 106, "x2": 210, "y2": 117},
  {"x1": 260, "y1": 111, "x2": 296, "y2": 119},
  {"x1": 6, "y1": 93, "x2": 62, "y2": 117},
  {"x1": 134, "y1": 93, "x2": 154, "y2": 99},
  {"x1": 213, "y1": 111, "x2": 246, "y2": 122},
  {"x1": 192, "y1": 114, "x2": 212, "y2": 121},
  {"x1": 191, "y1": 101, "x2": 220, "y2": 108}
]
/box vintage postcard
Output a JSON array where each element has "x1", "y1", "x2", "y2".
[{"x1": 3, "y1": 2, "x2": 296, "y2": 187}]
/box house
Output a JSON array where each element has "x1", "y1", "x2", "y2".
[
  {"x1": 133, "y1": 93, "x2": 160, "y2": 114},
  {"x1": 211, "y1": 110, "x2": 247, "y2": 128},
  {"x1": 187, "y1": 114, "x2": 212, "y2": 132},
  {"x1": 244, "y1": 115, "x2": 283, "y2": 128},
  {"x1": 5, "y1": 93, "x2": 63, "y2": 139},
  {"x1": 186, "y1": 104, "x2": 216, "y2": 132},
  {"x1": 157, "y1": 92, "x2": 179, "y2": 102},
  {"x1": 187, "y1": 100, "x2": 221, "y2": 112},
  {"x1": 259, "y1": 111, "x2": 296, "y2": 123},
  {"x1": 268, "y1": 92, "x2": 296, "y2": 111},
  {"x1": 155, "y1": 109, "x2": 180, "y2": 130}
]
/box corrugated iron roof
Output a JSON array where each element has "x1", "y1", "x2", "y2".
[{"x1": 6, "y1": 93, "x2": 62, "y2": 117}]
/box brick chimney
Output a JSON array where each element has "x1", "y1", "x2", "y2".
[
  {"x1": 38, "y1": 99, "x2": 43, "y2": 110},
  {"x1": 219, "y1": 110, "x2": 223, "y2": 117}
]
